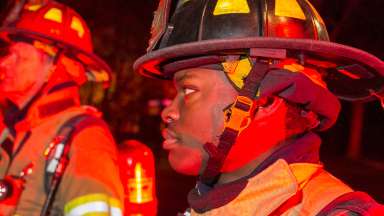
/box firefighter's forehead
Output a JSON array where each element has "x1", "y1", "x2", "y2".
[
  {"x1": 173, "y1": 67, "x2": 221, "y2": 83},
  {"x1": 9, "y1": 41, "x2": 34, "y2": 51}
]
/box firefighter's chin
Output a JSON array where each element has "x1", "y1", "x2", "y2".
[{"x1": 168, "y1": 146, "x2": 202, "y2": 176}]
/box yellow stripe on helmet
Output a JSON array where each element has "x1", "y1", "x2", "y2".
[
  {"x1": 213, "y1": 0, "x2": 250, "y2": 16},
  {"x1": 275, "y1": 0, "x2": 306, "y2": 20}
]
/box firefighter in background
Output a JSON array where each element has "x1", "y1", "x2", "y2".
[
  {"x1": 0, "y1": 0, "x2": 123, "y2": 215},
  {"x1": 134, "y1": 0, "x2": 384, "y2": 215}
]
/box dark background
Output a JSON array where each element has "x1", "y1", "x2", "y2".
[{"x1": 1, "y1": 0, "x2": 383, "y2": 215}]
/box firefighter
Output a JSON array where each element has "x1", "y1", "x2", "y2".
[
  {"x1": 134, "y1": 0, "x2": 384, "y2": 215},
  {"x1": 0, "y1": 1, "x2": 123, "y2": 215}
]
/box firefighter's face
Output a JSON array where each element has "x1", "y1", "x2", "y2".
[
  {"x1": 0, "y1": 42, "x2": 49, "y2": 102},
  {"x1": 161, "y1": 68, "x2": 237, "y2": 175}
]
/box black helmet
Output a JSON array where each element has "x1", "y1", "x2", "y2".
[{"x1": 134, "y1": 0, "x2": 384, "y2": 102}]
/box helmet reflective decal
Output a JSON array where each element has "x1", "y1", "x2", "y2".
[
  {"x1": 275, "y1": 0, "x2": 305, "y2": 20},
  {"x1": 43, "y1": 8, "x2": 63, "y2": 23},
  {"x1": 25, "y1": 4, "x2": 43, "y2": 12},
  {"x1": 222, "y1": 58, "x2": 252, "y2": 89},
  {"x1": 70, "y1": 16, "x2": 85, "y2": 38},
  {"x1": 213, "y1": 0, "x2": 250, "y2": 16}
]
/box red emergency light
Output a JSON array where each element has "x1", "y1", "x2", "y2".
[{"x1": 118, "y1": 140, "x2": 157, "y2": 216}]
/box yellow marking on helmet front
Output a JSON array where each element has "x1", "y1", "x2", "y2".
[
  {"x1": 43, "y1": 8, "x2": 63, "y2": 23},
  {"x1": 275, "y1": 0, "x2": 306, "y2": 20},
  {"x1": 213, "y1": 0, "x2": 250, "y2": 16}
]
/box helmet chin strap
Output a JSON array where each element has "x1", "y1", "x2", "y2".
[{"x1": 200, "y1": 59, "x2": 270, "y2": 186}]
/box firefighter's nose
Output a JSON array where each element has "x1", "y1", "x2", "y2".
[{"x1": 161, "y1": 100, "x2": 179, "y2": 124}]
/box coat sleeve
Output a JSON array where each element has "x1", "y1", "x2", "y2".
[{"x1": 54, "y1": 123, "x2": 124, "y2": 216}]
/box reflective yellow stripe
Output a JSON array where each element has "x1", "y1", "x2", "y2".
[
  {"x1": 64, "y1": 193, "x2": 122, "y2": 216},
  {"x1": 44, "y1": 8, "x2": 63, "y2": 23},
  {"x1": 275, "y1": 0, "x2": 306, "y2": 20},
  {"x1": 66, "y1": 202, "x2": 122, "y2": 216},
  {"x1": 213, "y1": 0, "x2": 250, "y2": 16},
  {"x1": 70, "y1": 16, "x2": 85, "y2": 38}
]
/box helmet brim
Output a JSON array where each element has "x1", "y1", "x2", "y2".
[
  {"x1": 134, "y1": 37, "x2": 384, "y2": 102},
  {"x1": 0, "y1": 27, "x2": 112, "y2": 87}
]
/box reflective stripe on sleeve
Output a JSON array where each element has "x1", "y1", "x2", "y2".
[{"x1": 64, "y1": 193, "x2": 122, "y2": 216}]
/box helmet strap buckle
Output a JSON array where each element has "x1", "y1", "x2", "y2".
[{"x1": 224, "y1": 96, "x2": 254, "y2": 134}]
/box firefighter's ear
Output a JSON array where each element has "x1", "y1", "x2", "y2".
[
  {"x1": 258, "y1": 96, "x2": 275, "y2": 108},
  {"x1": 259, "y1": 97, "x2": 320, "y2": 130},
  {"x1": 253, "y1": 97, "x2": 286, "y2": 120}
]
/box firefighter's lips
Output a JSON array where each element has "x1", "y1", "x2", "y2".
[{"x1": 162, "y1": 129, "x2": 180, "y2": 150}]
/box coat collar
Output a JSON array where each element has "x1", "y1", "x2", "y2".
[
  {"x1": 188, "y1": 132, "x2": 322, "y2": 213},
  {"x1": 4, "y1": 86, "x2": 80, "y2": 133}
]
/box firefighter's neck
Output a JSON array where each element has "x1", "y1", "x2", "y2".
[{"x1": 217, "y1": 143, "x2": 282, "y2": 185}]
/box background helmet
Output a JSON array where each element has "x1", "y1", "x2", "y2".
[
  {"x1": 0, "y1": 0, "x2": 111, "y2": 87},
  {"x1": 134, "y1": 0, "x2": 384, "y2": 102}
]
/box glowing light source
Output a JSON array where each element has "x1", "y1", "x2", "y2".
[{"x1": 134, "y1": 163, "x2": 143, "y2": 204}]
